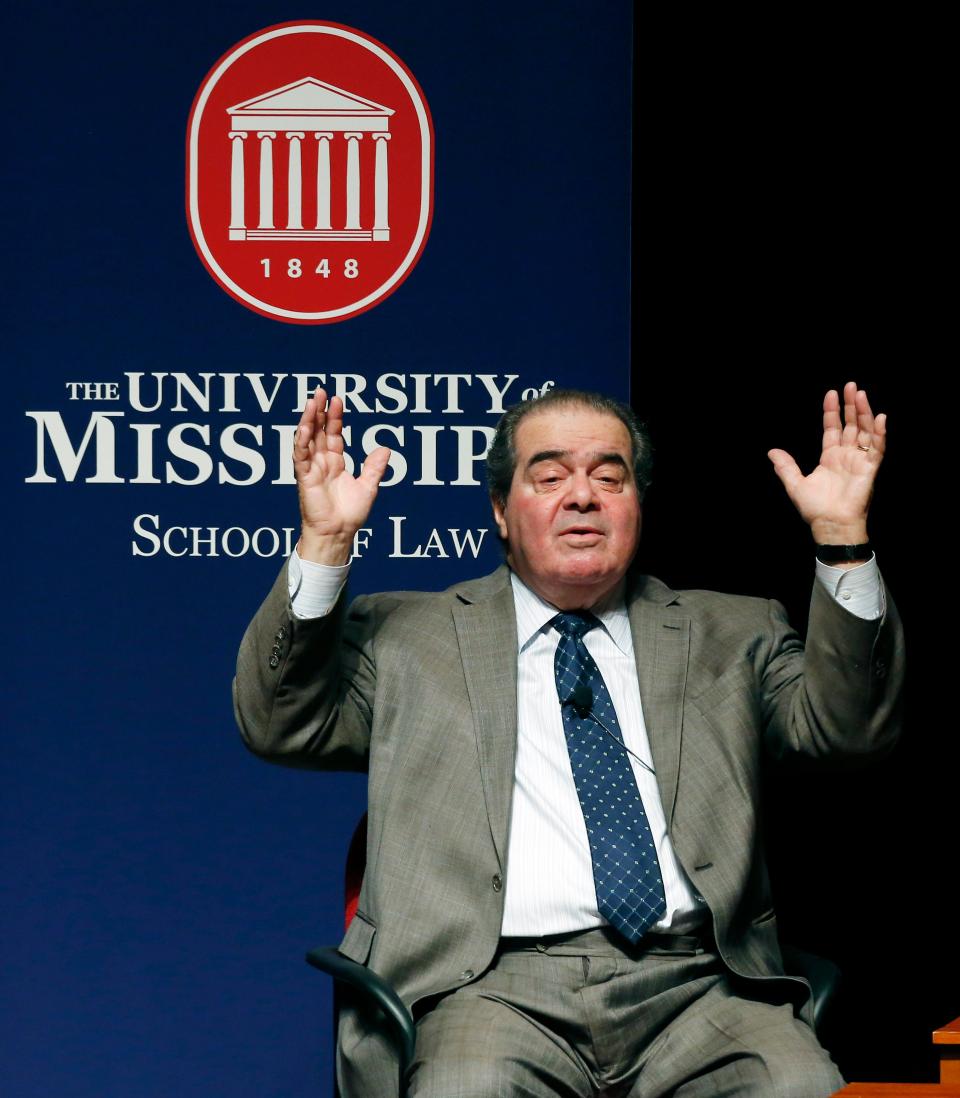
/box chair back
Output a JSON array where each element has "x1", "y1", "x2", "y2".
[{"x1": 344, "y1": 812, "x2": 367, "y2": 929}]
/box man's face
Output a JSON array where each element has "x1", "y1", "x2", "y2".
[{"x1": 491, "y1": 405, "x2": 642, "y2": 609}]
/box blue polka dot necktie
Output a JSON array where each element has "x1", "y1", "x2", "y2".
[{"x1": 552, "y1": 611, "x2": 667, "y2": 943}]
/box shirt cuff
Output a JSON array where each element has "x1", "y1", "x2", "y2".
[
  {"x1": 288, "y1": 547, "x2": 350, "y2": 619},
  {"x1": 814, "y1": 554, "x2": 884, "y2": 621}
]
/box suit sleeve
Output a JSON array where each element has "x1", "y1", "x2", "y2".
[
  {"x1": 758, "y1": 575, "x2": 905, "y2": 763},
  {"x1": 232, "y1": 560, "x2": 377, "y2": 772}
]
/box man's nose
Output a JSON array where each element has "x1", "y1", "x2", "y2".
[{"x1": 564, "y1": 471, "x2": 598, "y2": 509}]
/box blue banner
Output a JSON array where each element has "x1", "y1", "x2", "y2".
[{"x1": 6, "y1": 4, "x2": 633, "y2": 1095}]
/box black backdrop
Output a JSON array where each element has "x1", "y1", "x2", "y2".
[{"x1": 636, "y1": 10, "x2": 949, "y2": 1085}]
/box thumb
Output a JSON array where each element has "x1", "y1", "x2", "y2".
[
  {"x1": 766, "y1": 448, "x2": 804, "y2": 493},
  {"x1": 360, "y1": 446, "x2": 392, "y2": 489}
]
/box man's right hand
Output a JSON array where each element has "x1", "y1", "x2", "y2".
[{"x1": 293, "y1": 387, "x2": 391, "y2": 565}]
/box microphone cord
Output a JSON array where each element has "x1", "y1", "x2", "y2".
[{"x1": 563, "y1": 693, "x2": 657, "y2": 777}]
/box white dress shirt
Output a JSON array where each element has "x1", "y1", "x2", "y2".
[{"x1": 287, "y1": 550, "x2": 882, "y2": 935}]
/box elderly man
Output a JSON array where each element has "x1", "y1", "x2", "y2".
[{"x1": 234, "y1": 383, "x2": 903, "y2": 1097}]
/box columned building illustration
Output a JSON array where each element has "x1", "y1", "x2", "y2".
[{"x1": 226, "y1": 77, "x2": 394, "y2": 241}]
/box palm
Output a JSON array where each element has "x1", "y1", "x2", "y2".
[
  {"x1": 768, "y1": 382, "x2": 886, "y2": 542},
  {"x1": 299, "y1": 439, "x2": 378, "y2": 533},
  {"x1": 294, "y1": 389, "x2": 390, "y2": 542}
]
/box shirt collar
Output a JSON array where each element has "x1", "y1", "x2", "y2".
[{"x1": 509, "y1": 570, "x2": 632, "y2": 655}]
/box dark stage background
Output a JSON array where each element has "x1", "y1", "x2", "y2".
[
  {"x1": 5, "y1": 4, "x2": 948, "y2": 1096},
  {"x1": 636, "y1": 10, "x2": 948, "y2": 1088}
]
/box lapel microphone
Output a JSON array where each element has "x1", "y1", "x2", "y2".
[
  {"x1": 570, "y1": 683, "x2": 593, "y2": 718},
  {"x1": 562, "y1": 686, "x2": 656, "y2": 776}
]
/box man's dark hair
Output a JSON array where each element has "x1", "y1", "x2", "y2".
[{"x1": 486, "y1": 388, "x2": 653, "y2": 506}]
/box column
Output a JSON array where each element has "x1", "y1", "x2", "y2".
[
  {"x1": 314, "y1": 132, "x2": 333, "y2": 231},
  {"x1": 343, "y1": 132, "x2": 363, "y2": 231},
  {"x1": 285, "y1": 131, "x2": 305, "y2": 230},
  {"x1": 228, "y1": 132, "x2": 247, "y2": 240},
  {"x1": 256, "y1": 131, "x2": 276, "y2": 230},
  {"x1": 372, "y1": 132, "x2": 391, "y2": 241}
]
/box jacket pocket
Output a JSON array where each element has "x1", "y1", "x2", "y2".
[{"x1": 337, "y1": 910, "x2": 377, "y2": 965}]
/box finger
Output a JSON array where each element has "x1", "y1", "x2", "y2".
[
  {"x1": 854, "y1": 387, "x2": 877, "y2": 445},
  {"x1": 311, "y1": 386, "x2": 329, "y2": 454},
  {"x1": 822, "y1": 389, "x2": 842, "y2": 451},
  {"x1": 325, "y1": 394, "x2": 345, "y2": 455},
  {"x1": 872, "y1": 411, "x2": 887, "y2": 456},
  {"x1": 855, "y1": 386, "x2": 875, "y2": 428},
  {"x1": 295, "y1": 387, "x2": 328, "y2": 440},
  {"x1": 294, "y1": 390, "x2": 320, "y2": 476},
  {"x1": 293, "y1": 434, "x2": 312, "y2": 480},
  {"x1": 847, "y1": 384, "x2": 878, "y2": 439},
  {"x1": 767, "y1": 448, "x2": 804, "y2": 493},
  {"x1": 294, "y1": 389, "x2": 318, "y2": 447},
  {"x1": 360, "y1": 446, "x2": 392, "y2": 490},
  {"x1": 841, "y1": 381, "x2": 859, "y2": 446},
  {"x1": 294, "y1": 387, "x2": 330, "y2": 478}
]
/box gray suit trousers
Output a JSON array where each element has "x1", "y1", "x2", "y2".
[{"x1": 407, "y1": 927, "x2": 844, "y2": 1098}]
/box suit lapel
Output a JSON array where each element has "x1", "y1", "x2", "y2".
[
  {"x1": 451, "y1": 567, "x2": 518, "y2": 870},
  {"x1": 627, "y1": 575, "x2": 689, "y2": 828},
  {"x1": 449, "y1": 567, "x2": 689, "y2": 864}
]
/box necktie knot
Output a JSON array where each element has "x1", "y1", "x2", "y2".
[{"x1": 552, "y1": 611, "x2": 597, "y2": 640}]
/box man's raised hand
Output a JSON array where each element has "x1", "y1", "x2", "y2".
[
  {"x1": 293, "y1": 388, "x2": 391, "y2": 565},
  {"x1": 767, "y1": 381, "x2": 886, "y2": 550}
]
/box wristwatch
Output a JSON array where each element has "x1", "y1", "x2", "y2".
[{"x1": 814, "y1": 542, "x2": 872, "y2": 564}]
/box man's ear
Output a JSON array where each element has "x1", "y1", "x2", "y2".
[{"x1": 490, "y1": 494, "x2": 508, "y2": 540}]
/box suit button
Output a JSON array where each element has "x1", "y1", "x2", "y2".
[
  {"x1": 272, "y1": 645, "x2": 282, "y2": 657},
  {"x1": 459, "y1": 970, "x2": 474, "y2": 981},
  {"x1": 269, "y1": 656, "x2": 279, "y2": 669},
  {"x1": 276, "y1": 627, "x2": 287, "y2": 641},
  {"x1": 875, "y1": 659, "x2": 887, "y2": 679},
  {"x1": 492, "y1": 873, "x2": 502, "y2": 892}
]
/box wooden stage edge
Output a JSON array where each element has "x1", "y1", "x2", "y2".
[{"x1": 834, "y1": 1087, "x2": 960, "y2": 1096}]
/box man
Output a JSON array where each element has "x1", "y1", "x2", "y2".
[{"x1": 234, "y1": 383, "x2": 903, "y2": 1097}]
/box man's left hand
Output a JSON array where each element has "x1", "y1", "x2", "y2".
[{"x1": 767, "y1": 380, "x2": 886, "y2": 549}]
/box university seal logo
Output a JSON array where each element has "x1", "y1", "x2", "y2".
[{"x1": 186, "y1": 22, "x2": 433, "y2": 323}]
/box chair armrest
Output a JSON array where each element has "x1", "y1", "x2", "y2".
[
  {"x1": 306, "y1": 946, "x2": 417, "y2": 1081},
  {"x1": 780, "y1": 944, "x2": 841, "y2": 1035}
]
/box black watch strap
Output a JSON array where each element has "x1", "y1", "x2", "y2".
[{"x1": 815, "y1": 542, "x2": 872, "y2": 564}]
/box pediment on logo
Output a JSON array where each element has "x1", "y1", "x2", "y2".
[{"x1": 228, "y1": 77, "x2": 394, "y2": 119}]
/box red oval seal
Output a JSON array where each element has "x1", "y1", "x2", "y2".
[{"x1": 186, "y1": 21, "x2": 434, "y2": 324}]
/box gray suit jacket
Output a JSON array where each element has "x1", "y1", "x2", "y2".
[{"x1": 233, "y1": 562, "x2": 904, "y2": 1096}]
